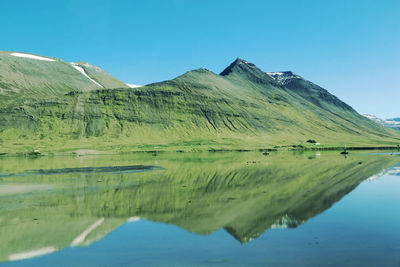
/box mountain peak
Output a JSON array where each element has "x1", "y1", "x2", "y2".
[
  {"x1": 234, "y1": 57, "x2": 256, "y2": 66},
  {"x1": 220, "y1": 58, "x2": 258, "y2": 76},
  {"x1": 219, "y1": 58, "x2": 278, "y2": 86}
]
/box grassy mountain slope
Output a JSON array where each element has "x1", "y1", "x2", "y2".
[
  {"x1": 71, "y1": 62, "x2": 128, "y2": 89},
  {"x1": 1, "y1": 55, "x2": 399, "y2": 153},
  {"x1": 269, "y1": 71, "x2": 391, "y2": 135},
  {"x1": 0, "y1": 51, "x2": 127, "y2": 105}
]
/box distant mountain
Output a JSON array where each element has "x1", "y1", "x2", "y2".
[
  {"x1": 0, "y1": 51, "x2": 128, "y2": 105},
  {"x1": 1, "y1": 53, "x2": 400, "y2": 153},
  {"x1": 362, "y1": 114, "x2": 400, "y2": 131},
  {"x1": 385, "y1": 118, "x2": 400, "y2": 131}
]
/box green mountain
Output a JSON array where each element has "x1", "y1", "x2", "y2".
[
  {"x1": 0, "y1": 51, "x2": 127, "y2": 103},
  {"x1": 69, "y1": 62, "x2": 128, "y2": 89},
  {"x1": 1, "y1": 53, "x2": 399, "y2": 153},
  {"x1": 267, "y1": 71, "x2": 354, "y2": 111}
]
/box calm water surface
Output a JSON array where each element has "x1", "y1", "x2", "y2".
[{"x1": 0, "y1": 151, "x2": 399, "y2": 266}]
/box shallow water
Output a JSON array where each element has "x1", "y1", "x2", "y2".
[{"x1": 0, "y1": 151, "x2": 399, "y2": 266}]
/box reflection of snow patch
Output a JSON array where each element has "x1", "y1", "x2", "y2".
[
  {"x1": 71, "y1": 218, "x2": 105, "y2": 246},
  {"x1": 10, "y1": 53, "x2": 55, "y2": 62},
  {"x1": 70, "y1": 63, "x2": 104, "y2": 88},
  {"x1": 366, "y1": 166, "x2": 400, "y2": 182},
  {"x1": 127, "y1": 216, "x2": 140, "y2": 223},
  {"x1": 9, "y1": 247, "x2": 56, "y2": 261},
  {"x1": 126, "y1": 83, "x2": 142, "y2": 88},
  {"x1": 0, "y1": 184, "x2": 52, "y2": 196},
  {"x1": 270, "y1": 214, "x2": 303, "y2": 229}
]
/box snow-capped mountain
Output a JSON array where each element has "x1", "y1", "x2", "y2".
[{"x1": 362, "y1": 114, "x2": 400, "y2": 131}]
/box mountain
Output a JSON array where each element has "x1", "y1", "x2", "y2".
[
  {"x1": 0, "y1": 51, "x2": 128, "y2": 105},
  {"x1": 387, "y1": 118, "x2": 400, "y2": 131},
  {"x1": 69, "y1": 62, "x2": 128, "y2": 89},
  {"x1": 265, "y1": 71, "x2": 399, "y2": 136},
  {"x1": 267, "y1": 71, "x2": 354, "y2": 111},
  {"x1": 1, "y1": 53, "x2": 400, "y2": 153},
  {"x1": 362, "y1": 114, "x2": 400, "y2": 131}
]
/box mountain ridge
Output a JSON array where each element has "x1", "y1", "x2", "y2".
[
  {"x1": 0, "y1": 50, "x2": 129, "y2": 103},
  {"x1": 1, "y1": 52, "x2": 400, "y2": 153}
]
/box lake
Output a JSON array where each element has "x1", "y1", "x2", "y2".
[{"x1": 0, "y1": 151, "x2": 399, "y2": 266}]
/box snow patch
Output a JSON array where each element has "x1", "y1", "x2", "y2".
[
  {"x1": 9, "y1": 247, "x2": 56, "y2": 261},
  {"x1": 77, "y1": 62, "x2": 103, "y2": 72},
  {"x1": 10, "y1": 53, "x2": 55, "y2": 62},
  {"x1": 127, "y1": 216, "x2": 140, "y2": 223},
  {"x1": 266, "y1": 71, "x2": 301, "y2": 85},
  {"x1": 386, "y1": 120, "x2": 400, "y2": 125},
  {"x1": 71, "y1": 218, "x2": 105, "y2": 246},
  {"x1": 270, "y1": 214, "x2": 303, "y2": 229},
  {"x1": 126, "y1": 83, "x2": 142, "y2": 88},
  {"x1": 266, "y1": 72, "x2": 284, "y2": 76},
  {"x1": 70, "y1": 63, "x2": 104, "y2": 88},
  {"x1": 363, "y1": 114, "x2": 376, "y2": 120}
]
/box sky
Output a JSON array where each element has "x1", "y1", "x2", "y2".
[{"x1": 1, "y1": 0, "x2": 399, "y2": 118}]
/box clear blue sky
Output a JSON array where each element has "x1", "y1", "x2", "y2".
[{"x1": 1, "y1": 0, "x2": 399, "y2": 118}]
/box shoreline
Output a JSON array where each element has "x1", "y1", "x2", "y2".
[{"x1": 1, "y1": 145, "x2": 399, "y2": 158}]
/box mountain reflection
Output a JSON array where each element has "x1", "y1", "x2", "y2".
[{"x1": 0, "y1": 152, "x2": 399, "y2": 262}]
